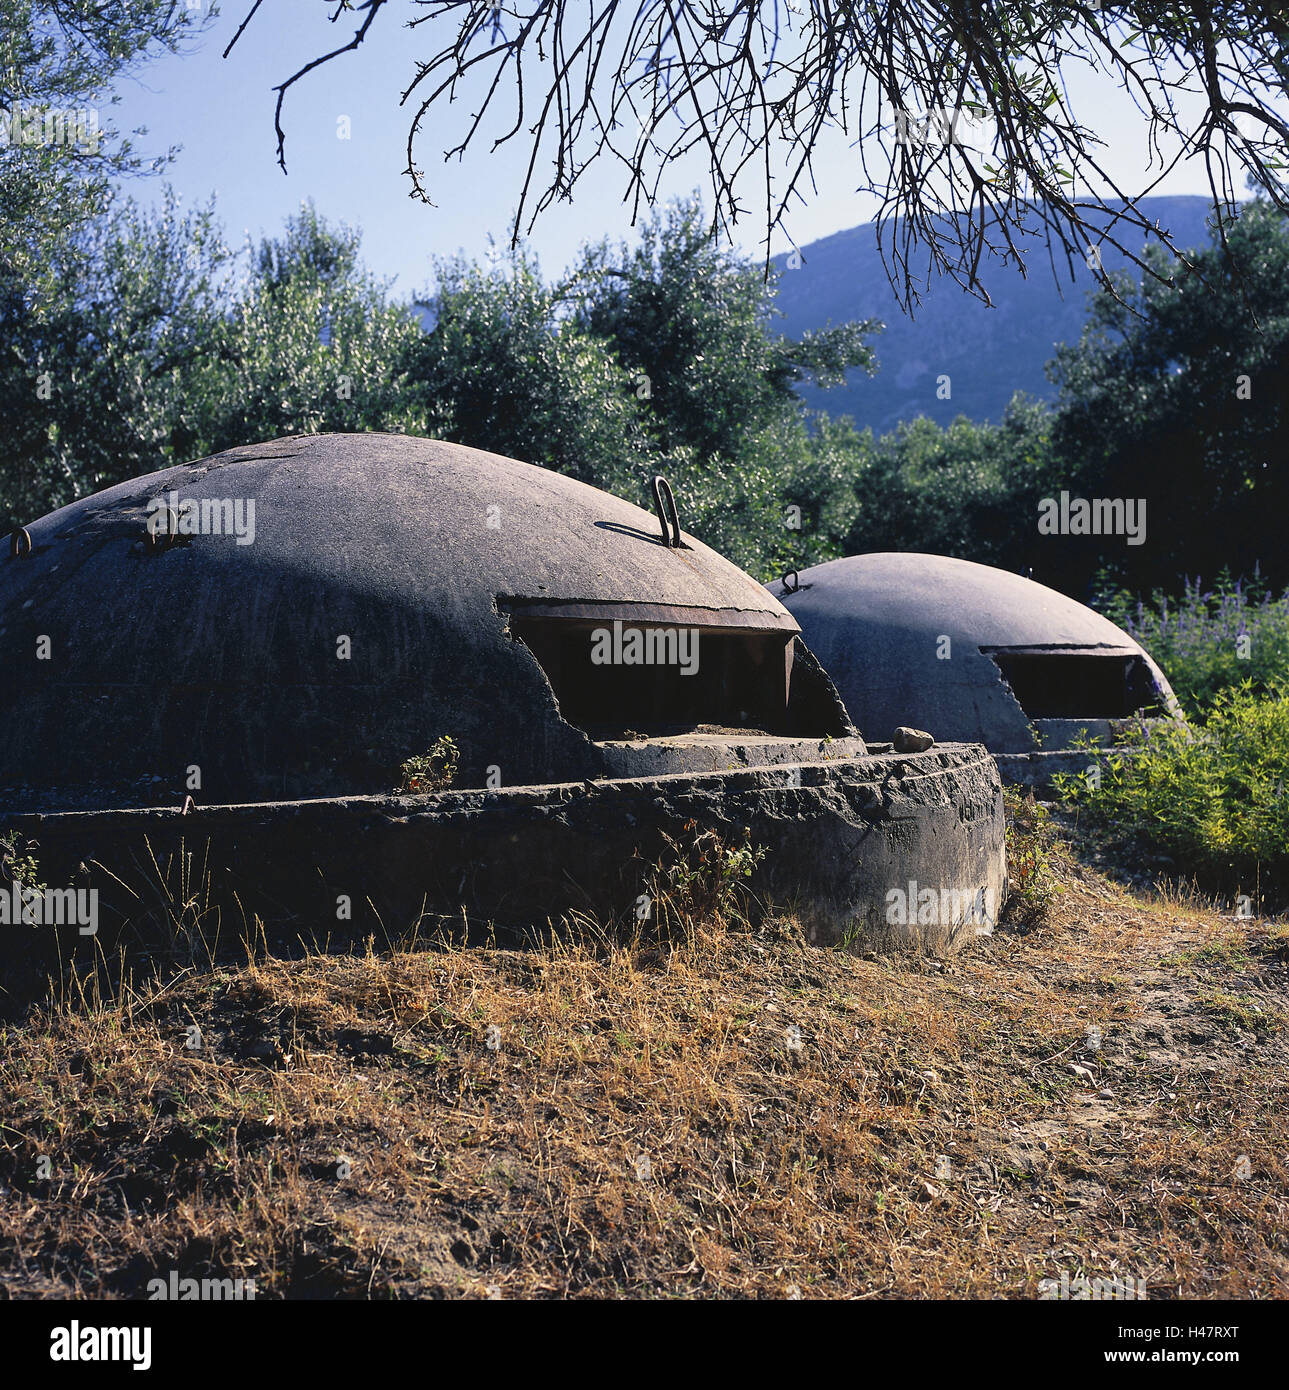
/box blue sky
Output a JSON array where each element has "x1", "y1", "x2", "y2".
[{"x1": 109, "y1": 2, "x2": 1236, "y2": 303}]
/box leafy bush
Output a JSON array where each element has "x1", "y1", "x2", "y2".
[
  {"x1": 0, "y1": 829, "x2": 45, "y2": 894},
  {"x1": 645, "y1": 821, "x2": 767, "y2": 933},
  {"x1": 1097, "y1": 571, "x2": 1289, "y2": 715},
  {"x1": 1001, "y1": 787, "x2": 1062, "y2": 929},
  {"x1": 398, "y1": 736, "x2": 460, "y2": 794},
  {"x1": 1056, "y1": 684, "x2": 1289, "y2": 909}
]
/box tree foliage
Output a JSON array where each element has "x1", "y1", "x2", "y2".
[
  {"x1": 571, "y1": 201, "x2": 877, "y2": 461},
  {"x1": 0, "y1": 190, "x2": 231, "y2": 524},
  {"x1": 0, "y1": 199, "x2": 425, "y2": 528},
  {"x1": 404, "y1": 247, "x2": 653, "y2": 496},
  {"x1": 8, "y1": 170, "x2": 1289, "y2": 608},
  {"x1": 406, "y1": 199, "x2": 877, "y2": 575},
  {"x1": 2, "y1": 192, "x2": 878, "y2": 579},
  {"x1": 843, "y1": 396, "x2": 1056, "y2": 571},
  {"x1": 206, "y1": 204, "x2": 428, "y2": 449},
  {"x1": 1049, "y1": 197, "x2": 1289, "y2": 592},
  {"x1": 0, "y1": 0, "x2": 205, "y2": 278}
]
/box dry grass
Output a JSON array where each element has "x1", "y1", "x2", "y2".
[{"x1": 1, "y1": 841, "x2": 1287, "y2": 1299}]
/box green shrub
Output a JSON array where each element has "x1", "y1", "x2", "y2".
[
  {"x1": 1056, "y1": 684, "x2": 1289, "y2": 908},
  {"x1": 646, "y1": 822, "x2": 767, "y2": 932},
  {"x1": 0, "y1": 830, "x2": 45, "y2": 893},
  {"x1": 398, "y1": 736, "x2": 460, "y2": 794},
  {"x1": 1097, "y1": 571, "x2": 1289, "y2": 715},
  {"x1": 1001, "y1": 787, "x2": 1062, "y2": 929}
]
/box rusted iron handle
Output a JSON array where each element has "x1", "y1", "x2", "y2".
[
  {"x1": 144, "y1": 504, "x2": 181, "y2": 554},
  {"x1": 651, "y1": 475, "x2": 682, "y2": 549}
]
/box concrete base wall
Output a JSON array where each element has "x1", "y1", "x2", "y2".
[
  {"x1": 994, "y1": 749, "x2": 1105, "y2": 787},
  {"x1": 5, "y1": 745, "x2": 1006, "y2": 962},
  {"x1": 595, "y1": 733, "x2": 868, "y2": 779},
  {"x1": 993, "y1": 738, "x2": 1158, "y2": 788}
]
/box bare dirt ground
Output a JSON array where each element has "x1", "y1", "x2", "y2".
[{"x1": 1, "y1": 839, "x2": 1286, "y2": 1299}]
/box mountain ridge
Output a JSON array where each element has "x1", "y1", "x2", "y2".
[{"x1": 772, "y1": 195, "x2": 1223, "y2": 433}]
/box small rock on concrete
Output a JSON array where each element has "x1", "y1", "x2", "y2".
[{"x1": 894, "y1": 726, "x2": 935, "y2": 753}]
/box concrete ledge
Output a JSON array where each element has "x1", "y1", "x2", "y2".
[
  {"x1": 5, "y1": 745, "x2": 1007, "y2": 959},
  {"x1": 594, "y1": 733, "x2": 868, "y2": 779},
  {"x1": 994, "y1": 744, "x2": 1143, "y2": 787}
]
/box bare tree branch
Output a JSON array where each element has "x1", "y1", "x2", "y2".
[{"x1": 229, "y1": 1, "x2": 1289, "y2": 305}]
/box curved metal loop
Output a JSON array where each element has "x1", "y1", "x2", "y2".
[
  {"x1": 144, "y1": 505, "x2": 181, "y2": 555},
  {"x1": 781, "y1": 569, "x2": 800, "y2": 595},
  {"x1": 9, "y1": 527, "x2": 31, "y2": 560},
  {"x1": 650, "y1": 475, "x2": 683, "y2": 549}
]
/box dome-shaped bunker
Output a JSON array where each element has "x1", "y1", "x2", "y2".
[
  {"x1": 0, "y1": 433, "x2": 852, "y2": 807},
  {"x1": 1, "y1": 443, "x2": 1008, "y2": 959},
  {"x1": 772, "y1": 552, "x2": 1182, "y2": 782}
]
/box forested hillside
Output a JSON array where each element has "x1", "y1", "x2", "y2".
[{"x1": 772, "y1": 196, "x2": 1218, "y2": 432}]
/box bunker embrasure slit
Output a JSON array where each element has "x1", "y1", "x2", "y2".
[
  {"x1": 506, "y1": 610, "x2": 795, "y2": 739},
  {"x1": 982, "y1": 649, "x2": 1162, "y2": 720}
]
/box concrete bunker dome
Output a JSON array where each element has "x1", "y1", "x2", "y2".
[
  {"x1": 772, "y1": 552, "x2": 1183, "y2": 782},
  {"x1": 0, "y1": 440, "x2": 1009, "y2": 960},
  {"x1": 0, "y1": 433, "x2": 852, "y2": 808}
]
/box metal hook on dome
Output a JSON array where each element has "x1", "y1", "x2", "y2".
[
  {"x1": 144, "y1": 504, "x2": 181, "y2": 555},
  {"x1": 651, "y1": 475, "x2": 683, "y2": 549},
  {"x1": 9, "y1": 527, "x2": 31, "y2": 560},
  {"x1": 781, "y1": 569, "x2": 799, "y2": 595}
]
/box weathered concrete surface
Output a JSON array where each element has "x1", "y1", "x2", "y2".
[
  {"x1": 993, "y1": 743, "x2": 1135, "y2": 788},
  {"x1": 594, "y1": 733, "x2": 867, "y2": 779},
  {"x1": 7, "y1": 746, "x2": 1006, "y2": 961},
  {"x1": 0, "y1": 433, "x2": 843, "y2": 807},
  {"x1": 772, "y1": 553, "x2": 1182, "y2": 762}
]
